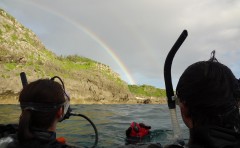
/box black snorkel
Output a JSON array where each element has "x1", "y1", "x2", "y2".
[
  {"x1": 163, "y1": 30, "x2": 188, "y2": 141},
  {"x1": 20, "y1": 72, "x2": 28, "y2": 87},
  {"x1": 19, "y1": 72, "x2": 98, "y2": 148}
]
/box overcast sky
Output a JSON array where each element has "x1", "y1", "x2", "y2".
[{"x1": 0, "y1": 0, "x2": 239, "y2": 88}]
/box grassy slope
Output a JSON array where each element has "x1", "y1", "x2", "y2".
[{"x1": 128, "y1": 84, "x2": 166, "y2": 98}]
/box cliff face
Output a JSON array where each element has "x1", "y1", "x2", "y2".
[{"x1": 0, "y1": 9, "x2": 135, "y2": 104}]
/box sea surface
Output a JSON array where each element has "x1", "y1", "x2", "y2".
[{"x1": 0, "y1": 104, "x2": 189, "y2": 147}]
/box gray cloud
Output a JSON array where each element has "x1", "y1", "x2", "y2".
[{"x1": 0, "y1": 0, "x2": 239, "y2": 88}]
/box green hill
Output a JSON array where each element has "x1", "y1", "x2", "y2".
[
  {"x1": 128, "y1": 85, "x2": 166, "y2": 104},
  {"x1": 0, "y1": 8, "x2": 166, "y2": 104},
  {"x1": 128, "y1": 85, "x2": 166, "y2": 97}
]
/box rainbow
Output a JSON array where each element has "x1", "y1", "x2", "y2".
[{"x1": 21, "y1": 1, "x2": 136, "y2": 84}]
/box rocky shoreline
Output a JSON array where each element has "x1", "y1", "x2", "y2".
[{"x1": 0, "y1": 95, "x2": 167, "y2": 104}]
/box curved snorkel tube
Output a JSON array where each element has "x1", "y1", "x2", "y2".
[
  {"x1": 19, "y1": 72, "x2": 98, "y2": 148},
  {"x1": 163, "y1": 30, "x2": 188, "y2": 141}
]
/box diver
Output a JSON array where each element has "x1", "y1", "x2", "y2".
[
  {"x1": 166, "y1": 53, "x2": 240, "y2": 147},
  {"x1": 125, "y1": 122, "x2": 151, "y2": 144},
  {"x1": 0, "y1": 78, "x2": 77, "y2": 148}
]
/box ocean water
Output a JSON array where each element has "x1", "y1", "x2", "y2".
[{"x1": 0, "y1": 104, "x2": 189, "y2": 147}]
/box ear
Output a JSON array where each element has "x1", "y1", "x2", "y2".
[{"x1": 179, "y1": 102, "x2": 193, "y2": 128}]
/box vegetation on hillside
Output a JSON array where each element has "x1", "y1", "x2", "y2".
[{"x1": 128, "y1": 84, "x2": 166, "y2": 98}]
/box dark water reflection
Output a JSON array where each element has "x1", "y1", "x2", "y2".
[{"x1": 0, "y1": 104, "x2": 189, "y2": 147}]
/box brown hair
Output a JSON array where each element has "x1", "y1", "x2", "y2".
[{"x1": 18, "y1": 79, "x2": 65, "y2": 141}]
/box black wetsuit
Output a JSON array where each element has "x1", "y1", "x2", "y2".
[
  {"x1": 0, "y1": 124, "x2": 77, "y2": 148},
  {"x1": 165, "y1": 126, "x2": 240, "y2": 148}
]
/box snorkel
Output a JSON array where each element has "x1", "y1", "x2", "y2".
[
  {"x1": 19, "y1": 72, "x2": 98, "y2": 148},
  {"x1": 164, "y1": 30, "x2": 188, "y2": 141}
]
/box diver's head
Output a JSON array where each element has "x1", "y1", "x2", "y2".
[
  {"x1": 18, "y1": 79, "x2": 67, "y2": 141},
  {"x1": 176, "y1": 57, "x2": 240, "y2": 131}
]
